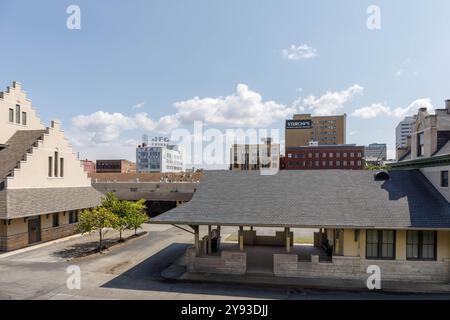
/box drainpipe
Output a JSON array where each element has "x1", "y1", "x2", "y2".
[{"x1": 285, "y1": 227, "x2": 291, "y2": 253}]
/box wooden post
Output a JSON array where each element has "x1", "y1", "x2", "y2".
[
  {"x1": 285, "y1": 227, "x2": 291, "y2": 253},
  {"x1": 194, "y1": 225, "x2": 200, "y2": 255},
  {"x1": 239, "y1": 226, "x2": 244, "y2": 251},
  {"x1": 208, "y1": 225, "x2": 212, "y2": 254}
]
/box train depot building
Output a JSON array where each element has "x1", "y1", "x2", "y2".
[{"x1": 153, "y1": 170, "x2": 450, "y2": 285}]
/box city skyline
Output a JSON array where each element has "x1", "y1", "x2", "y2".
[{"x1": 1, "y1": 1, "x2": 450, "y2": 165}]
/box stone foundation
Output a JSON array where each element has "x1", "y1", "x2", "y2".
[
  {"x1": 185, "y1": 247, "x2": 247, "y2": 275},
  {"x1": 0, "y1": 223, "x2": 78, "y2": 252},
  {"x1": 41, "y1": 224, "x2": 77, "y2": 242},
  {"x1": 274, "y1": 254, "x2": 450, "y2": 283}
]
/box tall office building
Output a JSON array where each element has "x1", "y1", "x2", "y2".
[
  {"x1": 396, "y1": 116, "x2": 416, "y2": 149},
  {"x1": 230, "y1": 138, "x2": 280, "y2": 171},
  {"x1": 136, "y1": 137, "x2": 184, "y2": 173},
  {"x1": 285, "y1": 114, "x2": 346, "y2": 148},
  {"x1": 364, "y1": 143, "x2": 387, "y2": 161}
]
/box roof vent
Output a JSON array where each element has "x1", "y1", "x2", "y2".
[{"x1": 374, "y1": 171, "x2": 390, "y2": 181}]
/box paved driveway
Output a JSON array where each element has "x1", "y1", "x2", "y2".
[{"x1": 0, "y1": 224, "x2": 450, "y2": 300}]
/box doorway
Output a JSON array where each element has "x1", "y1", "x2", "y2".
[{"x1": 28, "y1": 216, "x2": 41, "y2": 244}]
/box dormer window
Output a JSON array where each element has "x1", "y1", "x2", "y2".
[{"x1": 417, "y1": 132, "x2": 425, "y2": 157}]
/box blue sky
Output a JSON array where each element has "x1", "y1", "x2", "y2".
[{"x1": 1, "y1": 0, "x2": 450, "y2": 165}]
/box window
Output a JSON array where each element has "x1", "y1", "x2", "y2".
[
  {"x1": 52, "y1": 213, "x2": 59, "y2": 227},
  {"x1": 336, "y1": 161, "x2": 341, "y2": 166},
  {"x1": 366, "y1": 230, "x2": 395, "y2": 259},
  {"x1": 407, "y1": 231, "x2": 436, "y2": 260},
  {"x1": 329, "y1": 153, "x2": 333, "y2": 158},
  {"x1": 322, "y1": 153, "x2": 327, "y2": 158},
  {"x1": 54, "y1": 151, "x2": 58, "y2": 177},
  {"x1": 60, "y1": 158, "x2": 64, "y2": 177},
  {"x1": 48, "y1": 156, "x2": 53, "y2": 177},
  {"x1": 441, "y1": 171, "x2": 449, "y2": 188},
  {"x1": 8, "y1": 108, "x2": 14, "y2": 122},
  {"x1": 350, "y1": 161, "x2": 354, "y2": 166},
  {"x1": 417, "y1": 132, "x2": 425, "y2": 157},
  {"x1": 69, "y1": 211, "x2": 79, "y2": 224},
  {"x1": 322, "y1": 161, "x2": 326, "y2": 166},
  {"x1": 21, "y1": 112, "x2": 27, "y2": 125},
  {"x1": 358, "y1": 152, "x2": 362, "y2": 157},
  {"x1": 350, "y1": 153, "x2": 355, "y2": 157},
  {"x1": 15, "y1": 105, "x2": 20, "y2": 124},
  {"x1": 343, "y1": 153, "x2": 347, "y2": 157},
  {"x1": 329, "y1": 161, "x2": 333, "y2": 166}
]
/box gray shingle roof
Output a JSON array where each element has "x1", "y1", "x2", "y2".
[
  {"x1": 152, "y1": 170, "x2": 450, "y2": 229},
  {"x1": 0, "y1": 187, "x2": 103, "y2": 219},
  {"x1": 0, "y1": 130, "x2": 47, "y2": 183},
  {"x1": 433, "y1": 140, "x2": 450, "y2": 157}
]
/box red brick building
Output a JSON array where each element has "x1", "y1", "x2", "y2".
[
  {"x1": 96, "y1": 159, "x2": 136, "y2": 173},
  {"x1": 80, "y1": 159, "x2": 96, "y2": 173},
  {"x1": 285, "y1": 145, "x2": 364, "y2": 170}
]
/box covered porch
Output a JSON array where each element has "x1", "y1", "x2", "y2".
[{"x1": 184, "y1": 224, "x2": 333, "y2": 275}]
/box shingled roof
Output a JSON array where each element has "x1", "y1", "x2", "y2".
[
  {"x1": 152, "y1": 170, "x2": 450, "y2": 229},
  {"x1": 0, "y1": 130, "x2": 47, "y2": 183}
]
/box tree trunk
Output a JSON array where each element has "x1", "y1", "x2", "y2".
[
  {"x1": 99, "y1": 228, "x2": 103, "y2": 251},
  {"x1": 135, "y1": 228, "x2": 137, "y2": 236},
  {"x1": 119, "y1": 230, "x2": 122, "y2": 241}
]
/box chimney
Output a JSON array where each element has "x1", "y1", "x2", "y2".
[
  {"x1": 445, "y1": 99, "x2": 450, "y2": 110},
  {"x1": 51, "y1": 119, "x2": 61, "y2": 130}
]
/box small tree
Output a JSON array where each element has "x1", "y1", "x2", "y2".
[
  {"x1": 124, "y1": 199, "x2": 148, "y2": 235},
  {"x1": 77, "y1": 207, "x2": 118, "y2": 250},
  {"x1": 102, "y1": 192, "x2": 128, "y2": 241}
]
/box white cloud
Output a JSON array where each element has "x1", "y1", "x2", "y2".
[
  {"x1": 351, "y1": 98, "x2": 434, "y2": 119},
  {"x1": 351, "y1": 103, "x2": 391, "y2": 119},
  {"x1": 296, "y1": 84, "x2": 364, "y2": 116},
  {"x1": 132, "y1": 102, "x2": 145, "y2": 109},
  {"x1": 282, "y1": 44, "x2": 317, "y2": 60},
  {"x1": 172, "y1": 84, "x2": 295, "y2": 128},
  {"x1": 70, "y1": 84, "x2": 295, "y2": 146},
  {"x1": 395, "y1": 69, "x2": 404, "y2": 77},
  {"x1": 71, "y1": 111, "x2": 137, "y2": 144}
]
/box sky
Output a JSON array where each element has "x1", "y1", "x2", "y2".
[{"x1": 1, "y1": 0, "x2": 450, "y2": 167}]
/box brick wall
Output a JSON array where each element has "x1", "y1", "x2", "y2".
[
  {"x1": 0, "y1": 223, "x2": 78, "y2": 252},
  {"x1": 274, "y1": 254, "x2": 450, "y2": 283},
  {"x1": 185, "y1": 247, "x2": 247, "y2": 275}
]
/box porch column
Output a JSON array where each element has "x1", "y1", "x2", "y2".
[
  {"x1": 194, "y1": 225, "x2": 200, "y2": 255},
  {"x1": 285, "y1": 227, "x2": 291, "y2": 253},
  {"x1": 208, "y1": 225, "x2": 212, "y2": 254},
  {"x1": 239, "y1": 226, "x2": 244, "y2": 251}
]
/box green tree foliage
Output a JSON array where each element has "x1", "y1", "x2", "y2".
[
  {"x1": 76, "y1": 207, "x2": 119, "y2": 250},
  {"x1": 100, "y1": 192, "x2": 148, "y2": 238},
  {"x1": 101, "y1": 192, "x2": 128, "y2": 241}
]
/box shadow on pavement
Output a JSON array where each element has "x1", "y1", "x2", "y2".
[{"x1": 101, "y1": 243, "x2": 289, "y2": 299}]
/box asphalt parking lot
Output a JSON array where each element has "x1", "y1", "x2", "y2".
[{"x1": 0, "y1": 224, "x2": 449, "y2": 300}]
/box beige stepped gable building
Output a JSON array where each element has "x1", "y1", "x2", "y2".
[{"x1": 0, "y1": 82, "x2": 102, "y2": 251}]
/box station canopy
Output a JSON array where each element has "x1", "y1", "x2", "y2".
[{"x1": 151, "y1": 170, "x2": 450, "y2": 229}]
